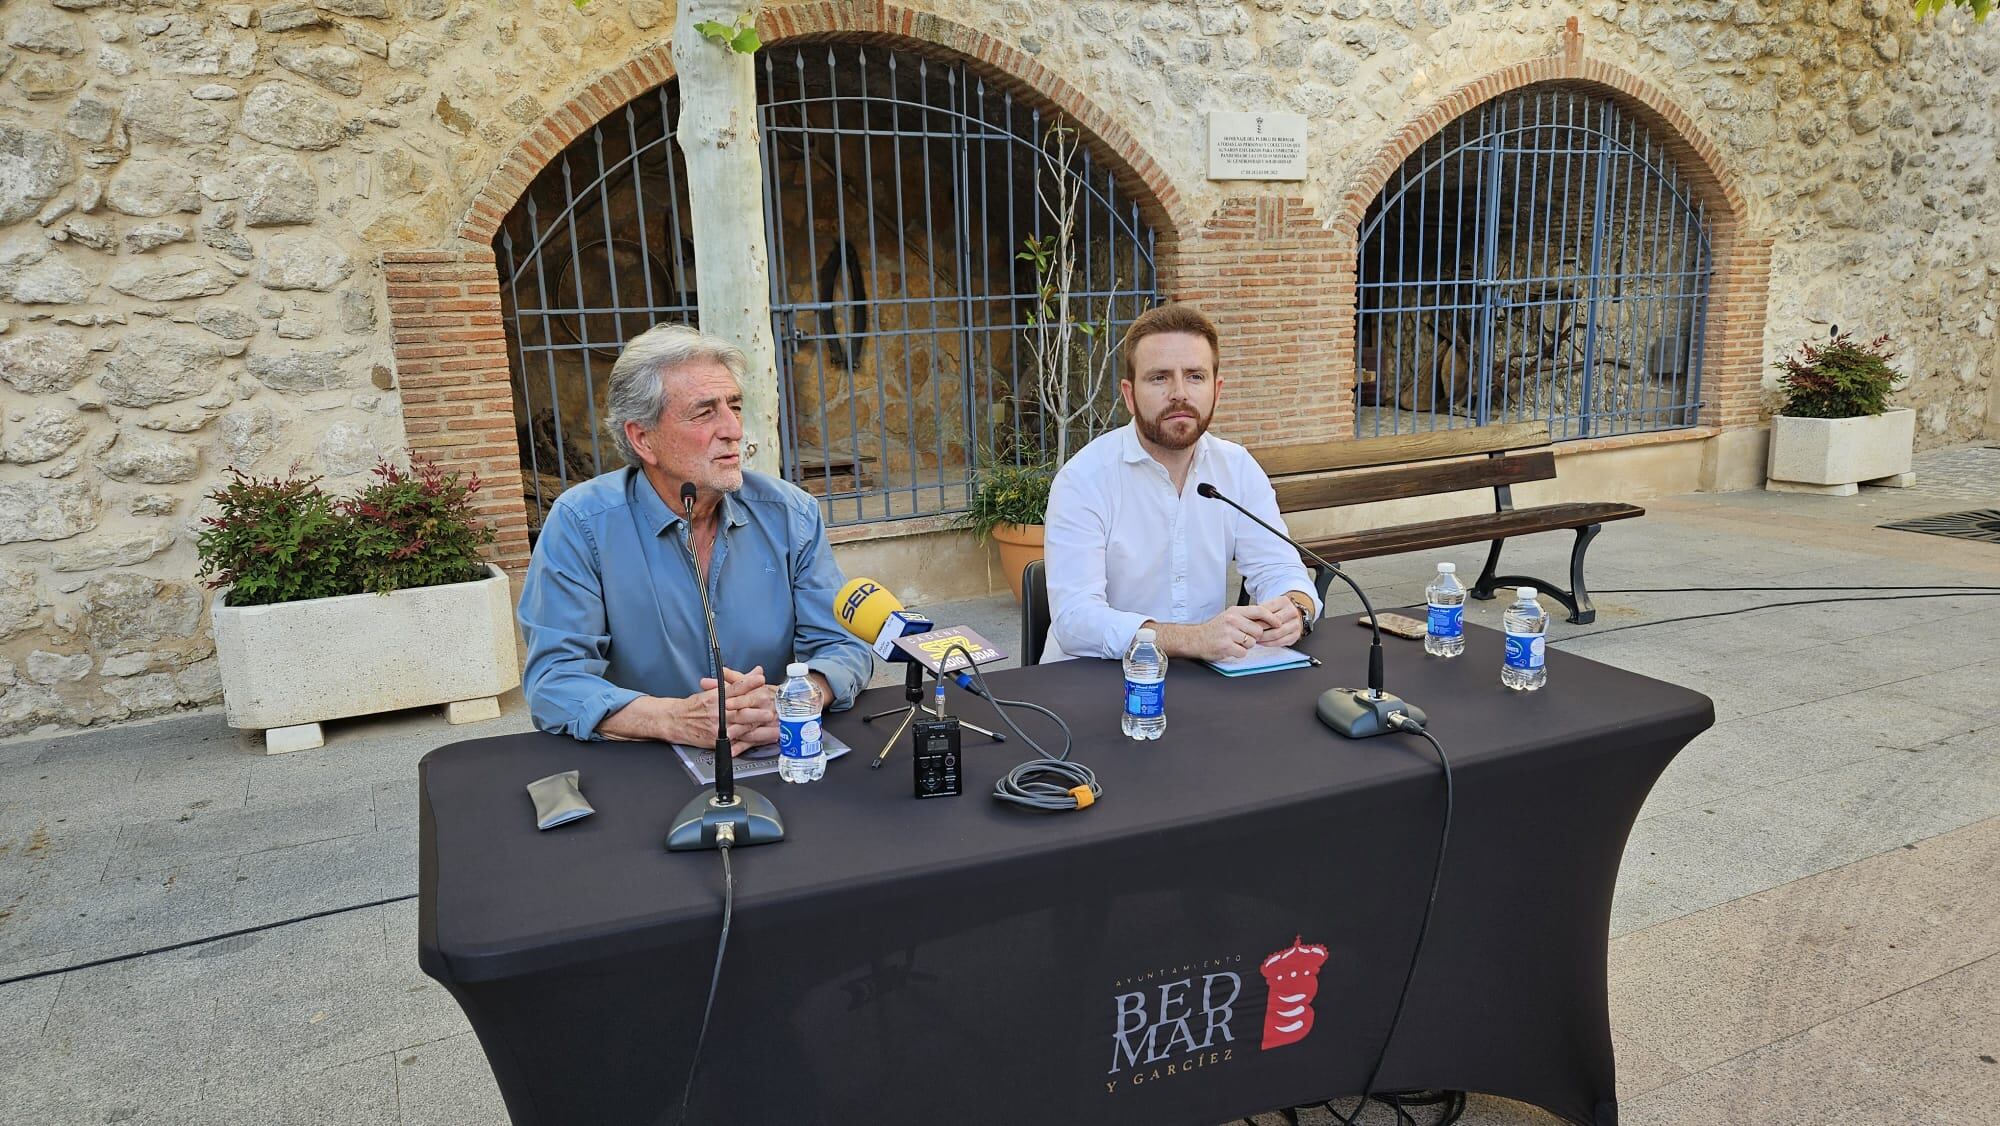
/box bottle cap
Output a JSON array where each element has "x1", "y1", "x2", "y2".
[
  {"x1": 1516, "y1": 586, "x2": 1537, "y2": 602},
  {"x1": 1437, "y1": 562, "x2": 1456, "y2": 574},
  {"x1": 786, "y1": 662, "x2": 810, "y2": 678},
  {"x1": 1135, "y1": 628, "x2": 1156, "y2": 644}
]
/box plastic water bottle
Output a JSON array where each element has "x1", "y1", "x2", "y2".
[
  {"x1": 1424, "y1": 562, "x2": 1466, "y2": 658},
  {"x1": 1501, "y1": 587, "x2": 1548, "y2": 692},
  {"x1": 1122, "y1": 628, "x2": 1167, "y2": 740},
  {"x1": 776, "y1": 662, "x2": 824, "y2": 782}
]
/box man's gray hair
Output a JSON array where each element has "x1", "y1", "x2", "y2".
[{"x1": 604, "y1": 323, "x2": 749, "y2": 466}]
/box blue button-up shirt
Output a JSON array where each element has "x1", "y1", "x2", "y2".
[{"x1": 518, "y1": 467, "x2": 874, "y2": 740}]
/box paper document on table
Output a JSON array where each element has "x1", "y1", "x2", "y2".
[
  {"x1": 673, "y1": 731, "x2": 852, "y2": 784},
  {"x1": 1202, "y1": 644, "x2": 1315, "y2": 677}
]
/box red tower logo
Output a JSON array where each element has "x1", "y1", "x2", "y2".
[{"x1": 1258, "y1": 936, "x2": 1329, "y2": 1050}]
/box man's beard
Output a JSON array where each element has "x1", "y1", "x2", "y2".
[{"x1": 1134, "y1": 402, "x2": 1211, "y2": 450}]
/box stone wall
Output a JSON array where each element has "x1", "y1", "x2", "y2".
[{"x1": 0, "y1": 0, "x2": 1994, "y2": 735}]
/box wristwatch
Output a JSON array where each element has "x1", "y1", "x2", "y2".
[{"x1": 1286, "y1": 591, "x2": 1316, "y2": 635}]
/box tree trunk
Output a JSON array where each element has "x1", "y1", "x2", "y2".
[{"x1": 673, "y1": 2, "x2": 781, "y2": 477}]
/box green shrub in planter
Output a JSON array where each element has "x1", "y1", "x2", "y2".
[
  {"x1": 959, "y1": 461, "x2": 1055, "y2": 540},
  {"x1": 197, "y1": 456, "x2": 494, "y2": 606},
  {"x1": 346, "y1": 459, "x2": 495, "y2": 594},
  {"x1": 195, "y1": 472, "x2": 354, "y2": 606},
  {"x1": 1774, "y1": 330, "x2": 1900, "y2": 419}
]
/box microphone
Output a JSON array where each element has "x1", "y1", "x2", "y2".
[
  {"x1": 831, "y1": 577, "x2": 1009, "y2": 768},
  {"x1": 833, "y1": 577, "x2": 935, "y2": 660},
  {"x1": 1195, "y1": 482, "x2": 1426, "y2": 739},
  {"x1": 667, "y1": 481, "x2": 785, "y2": 851}
]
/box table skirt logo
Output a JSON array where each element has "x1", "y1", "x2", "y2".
[
  {"x1": 1259, "y1": 935, "x2": 1329, "y2": 1049},
  {"x1": 1103, "y1": 934, "x2": 1329, "y2": 1094}
]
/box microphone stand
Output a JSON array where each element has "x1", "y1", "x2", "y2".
[
  {"x1": 668, "y1": 483, "x2": 785, "y2": 850},
  {"x1": 1196, "y1": 483, "x2": 1426, "y2": 738},
  {"x1": 862, "y1": 659, "x2": 1005, "y2": 768}
]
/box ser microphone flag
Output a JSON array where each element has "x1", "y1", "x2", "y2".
[{"x1": 833, "y1": 577, "x2": 934, "y2": 661}]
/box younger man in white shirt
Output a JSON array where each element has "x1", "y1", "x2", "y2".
[{"x1": 1042, "y1": 303, "x2": 1320, "y2": 663}]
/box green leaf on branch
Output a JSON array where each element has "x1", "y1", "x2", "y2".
[
  {"x1": 694, "y1": 17, "x2": 762, "y2": 53},
  {"x1": 1914, "y1": 0, "x2": 1993, "y2": 20}
]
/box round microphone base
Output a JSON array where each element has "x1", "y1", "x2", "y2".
[
  {"x1": 666, "y1": 784, "x2": 786, "y2": 851},
  {"x1": 1315, "y1": 688, "x2": 1426, "y2": 740}
]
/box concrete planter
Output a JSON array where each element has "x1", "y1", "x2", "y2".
[
  {"x1": 212, "y1": 564, "x2": 519, "y2": 753},
  {"x1": 1766, "y1": 408, "x2": 1917, "y2": 496}
]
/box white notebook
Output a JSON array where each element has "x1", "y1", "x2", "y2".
[{"x1": 1202, "y1": 645, "x2": 1315, "y2": 677}]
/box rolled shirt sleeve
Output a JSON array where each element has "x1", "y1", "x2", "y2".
[
  {"x1": 1045, "y1": 463, "x2": 1150, "y2": 661},
  {"x1": 1230, "y1": 455, "x2": 1323, "y2": 619},
  {"x1": 785, "y1": 494, "x2": 873, "y2": 711},
  {"x1": 517, "y1": 503, "x2": 644, "y2": 741}
]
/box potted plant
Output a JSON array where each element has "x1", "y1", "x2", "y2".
[
  {"x1": 961, "y1": 461, "x2": 1055, "y2": 601},
  {"x1": 197, "y1": 457, "x2": 519, "y2": 754},
  {"x1": 1766, "y1": 329, "x2": 1916, "y2": 496}
]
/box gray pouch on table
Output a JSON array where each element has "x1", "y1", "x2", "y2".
[{"x1": 526, "y1": 769, "x2": 594, "y2": 830}]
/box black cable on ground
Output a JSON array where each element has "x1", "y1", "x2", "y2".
[
  {"x1": 0, "y1": 893, "x2": 417, "y2": 989},
  {"x1": 1551, "y1": 590, "x2": 2000, "y2": 643},
  {"x1": 1327, "y1": 717, "x2": 1454, "y2": 1126},
  {"x1": 673, "y1": 843, "x2": 734, "y2": 1126}
]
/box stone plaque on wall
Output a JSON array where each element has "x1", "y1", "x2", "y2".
[{"x1": 1206, "y1": 111, "x2": 1307, "y2": 181}]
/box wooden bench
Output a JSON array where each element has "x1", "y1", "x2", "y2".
[
  {"x1": 790, "y1": 442, "x2": 879, "y2": 497},
  {"x1": 1251, "y1": 421, "x2": 1643, "y2": 624}
]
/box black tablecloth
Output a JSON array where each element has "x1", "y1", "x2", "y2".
[{"x1": 419, "y1": 619, "x2": 1711, "y2": 1126}]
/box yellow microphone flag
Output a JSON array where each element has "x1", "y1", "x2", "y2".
[{"x1": 835, "y1": 577, "x2": 902, "y2": 645}]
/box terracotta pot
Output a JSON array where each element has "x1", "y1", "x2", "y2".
[{"x1": 990, "y1": 522, "x2": 1045, "y2": 602}]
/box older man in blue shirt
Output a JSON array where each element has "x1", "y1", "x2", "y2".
[{"x1": 518, "y1": 324, "x2": 872, "y2": 747}]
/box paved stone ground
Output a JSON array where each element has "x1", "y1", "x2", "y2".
[{"x1": 2, "y1": 444, "x2": 1996, "y2": 1126}]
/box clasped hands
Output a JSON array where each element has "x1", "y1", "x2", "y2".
[
  {"x1": 605, "y1": 665, "x2": 821, "y2": 753},
  {"x1": 1191, "y1": 596, "x2": 1306, "y2": 662}
]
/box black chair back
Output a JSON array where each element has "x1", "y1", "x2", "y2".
[{"x1": 1021, "y1": 558, "x2": 1050, "y2": 666}]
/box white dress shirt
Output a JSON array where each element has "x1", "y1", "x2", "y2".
[{"x1": 1042, "y1": 423, "x2": 1321, "y2": 662}]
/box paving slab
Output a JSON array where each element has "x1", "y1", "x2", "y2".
[
  {"x1": 1609, "y1": 816, "x2": 2000, "y2": 1074},
  {"x1": 393, "y1": 1033, "x2": 509, "y2": 1126}
]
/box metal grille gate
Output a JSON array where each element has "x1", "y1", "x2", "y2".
[
  {"x1": 495, "y1": 47, "x2": 1161, "y2": 534},
  {"x1": 760, "y1": 45, "x2": 1159, "y2": 526},
  {"x1": 1355, "y1": 84, "x2": 1712, "y2": 440},
  {"x1": 497, "y1": 86, "x2": 698, "y2": 533}
]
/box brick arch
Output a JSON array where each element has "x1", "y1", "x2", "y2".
[
  {"x1": 1334, "y1": 47, "x2": 1749, "y2": 234},
  {"x1": 456, "y1": 1, "x2": 1187, "y2": 248},
  {"x1": 1327, "y1": 25, "x2": 1771, "y2": 434},
  {"x1": 401, "y1": 2, "x2": 1190, "y2": 575}
]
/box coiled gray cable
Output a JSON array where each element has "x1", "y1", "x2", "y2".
[{"x1": 939, "y1": 643, "x2": 1100, "y2": 812}]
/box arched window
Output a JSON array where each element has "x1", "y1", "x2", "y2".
[
  {"x1": 1356, "y1": 84, "x2": 1712, "y2": 440},
  {"x1": 496, "y1": 45, "x2": 1162, "y2": 533}
]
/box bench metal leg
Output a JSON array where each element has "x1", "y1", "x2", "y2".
[
  {"x1": 1565, "y1": 523, "x2": 1602, "y2": 625},
  {"x1": 1471, "y1": 537, "x2": 1507, "y2": 601},
  {"x1": 1466, "y1": 524, "x2": 1602, "y2": 625}
]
